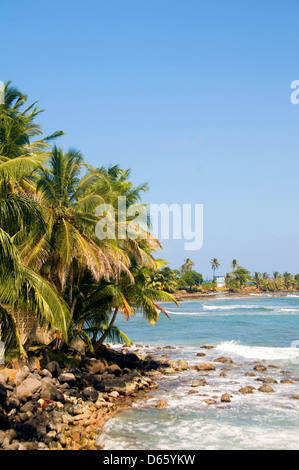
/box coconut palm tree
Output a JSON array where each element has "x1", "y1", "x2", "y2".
[
  {"x1": 92, "y1": 264, "x2": 178, "y2": 351},
  {"x1": 31, "y1": 147, "x2": 132, "y2": 318},
  {"x1": 231, "y1": 259, "x2": 238, "y2": 271},
  {"x1": 181, "y1": 258, "x2": 195, "y2": 274},
  {"x1": 210, "y1": 258, "x2": 220, "y2": 278}
]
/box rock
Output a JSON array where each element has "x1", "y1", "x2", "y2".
[
  {"x1": 200, "y1": 345, "x2": 215, "y2": 349},
  {"x1": 20, "y1": 401, "x2": 35, "y2": 413},
  {"x1": 46, "y1": 362, "x2": 61, "y2": 378},
  {"x1": 214, "y1": 357, "x2": 233, "y2": 364},
  {"x1": 16, "y1": 377, "x2": 41, "y2": 398},
  {"x1": 156, "y1": 400, "x2": 168, "y2": 408},
  {"x1": 168, "y1": 359, "x2": 189, "y2": 371},
  {"x1": 125, "y1": 353, "x2": 140, "y2": 362},
  {"x1": 40, "y1": 369, "x2": 52, "y2": 378},
  {"x1": 245, "y1": 372, "x2": 255, "y2": 377},
  {"x1": 109, "y1": 391, "x2": 119, "y2": 398},
  {"x1": 191, "y1": 380, "x2": 206, "y2": 387},
  {"x1": 204, "y1": 399, "x2": 217, "y2": 404},
  {"x1": 6, "y1": 396, "x2": 21, "y2": 410},
  {"x1": 255, "y1": 377, "x2": 277, "y2": 384},
  {"x1": 82, "y1": 387, "x2": 99, "y2": 403},
  {"x1": 106, "y1": 364, "x2": 122, "y2": 377},
  {"x1": 0, "y1": 372, "x2": 9, "y2": 384},
  {"x1": 239, "y1": 386, "x2": 255, "y2": 394},
  {"x1": 194, "y1": 363, "x2": 216, "y2": 372},
  {"x1": 196, "y1": 352, "x2": 206, "y2": 357},
  {"x1": 289, "y1": 394, "x2": 299, "y2": 400},
  {"x1": 219, "y1": 372, "x2": 227, "y2": 377},
  {"x1": 163, "y1": 346, "x2": 176, "y2": 350},
  {"x1": 0, "y1": 382, "x2": 8, "y2": 404},
  {"x1": 258, "y1": 385, "x2": 274, "y2": 393},
  {"x1": 84, "y1": 358, "x2": 107, "y2": 375},
  {"x1": 280, "y1": 379, "x2": 294, "y2": 384},
  {"x1": 15, "y1": 366, "x2": 30, "y2": 386},
  {"x1": 57, "y1": 373, "x2": 76, "y2": 385},
  {"x1": 221, "y1": 393, "x2": 232, "y2": 402},
  {"x1": 254, "y1": 364, "x2": 267, "y2": 372}
]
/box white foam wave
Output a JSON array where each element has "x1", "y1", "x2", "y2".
[{"x1": 216, "y1": 340, "x2": 299, "y2": 362}]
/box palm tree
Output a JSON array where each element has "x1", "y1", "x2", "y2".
[
  {"x1": 31, "y1": 147, "x2": 132, "y2": 318},
  {"x1": 252, "y1": 271, "x2": 262, "y2": 288},
  {"x1": 210, "y1": 258, "x2": 220, "y2": 278},
  {"x1": 92, "y1": 265, "x2": 178, "y2": 351},
  {"x1": 0, "y1": 81, "x2": 64, "y2": 161},
  {"x1": 181, "y1": 258, "x2": 195, "y2": 274},
  {"x1": 0, "y1": 157, "x2": 69, "y2": 357},
  {"x1": 231, "y1": 259, "x2": 238, "y2": 271}
]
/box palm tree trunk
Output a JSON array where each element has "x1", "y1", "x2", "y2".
[
  {"x1": 23, "y1": 318, "x2": 39, "y2": 352},
  {"x1": 93, "y1": 307, "x2": 119, "y2": 352}
]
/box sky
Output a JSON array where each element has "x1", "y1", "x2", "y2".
[{"x1": 1, "y1": 0, "x2": 299, "y2": 278}]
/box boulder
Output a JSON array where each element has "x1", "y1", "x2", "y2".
[
  {"x1": 200, "y1": 345, "x2": 215, "y2": 349},
  {"x1": 57, "y1": 373, "x2": 76, "y2": 385},
  {"x1": 196, "y1": 352, "x2": 206, "y2": 357},
  {"x1": 214, "y1": 357, "x2": 233, "y2": 364},
  {"x1": 16, "y1": 377, "x2": 41, "y2": 398},
  {"x1": 258, "y1": 384, "x2": 274, "y2": 393},
  {"x1": 168, "y1": 359, "x2": 189, "y2": 371},
  {"x1": 46, "y1": 361, "x2": 61, "y2": 378},
  {"x1": 280, "y1": 379, "x2": 293, "y2": 384},
  {"x1": 15, "y1": 366, "x2": 30, "y2": 386},
  {"x1": 253, "y1": 364, "x2": 267, "y2": 372},
  {"x1": 191, "y1": 380, "x2": 206, "y2": 387},
  {"x1": 82, "y1": 386, "x2": 99, "y2": 402},
  {"x1": 84, "y1": 359, "x2": 107, "y2": 375},
  {"x1": 107, "y1": 364, "x2": 122, "y2": 377},
  {"x1": 193, "y1": 363, "x2": 216, "y2": 372},
  {"x1": 239, "y1": 386, "x2": 255, "y2": 394},
  {"x1": 221, "y1": 393, "x2": 232, "y2": 402}
]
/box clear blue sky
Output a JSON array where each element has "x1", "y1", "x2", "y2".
[{"x1": 2, "y1": 0, "x2": 299, "y2": 278}]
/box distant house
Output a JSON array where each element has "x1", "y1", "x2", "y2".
[{"x1": 214, "y1": 275, "x2": 225, "y2": 287}]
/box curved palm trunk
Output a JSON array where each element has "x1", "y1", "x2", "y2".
[{"x1": 94, "y1": 307, "x2": 119, "y2": 352}]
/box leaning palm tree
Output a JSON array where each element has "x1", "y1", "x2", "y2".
[
  {"x1": 210, "y1": 258, "x2": 220, "y2": 278},
  {"x1": 92, "y1": 264, "x2": 178, "y2": 351}
]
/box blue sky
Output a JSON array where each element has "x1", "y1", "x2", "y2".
[{"x1": 2, "y1": 0, "x2": 299, "y2": 277}]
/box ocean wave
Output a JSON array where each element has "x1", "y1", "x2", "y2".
[{"x1": 215, "y1": 340, "x2": 299, "y2": 362}]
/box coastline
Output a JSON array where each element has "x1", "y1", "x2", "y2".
[{"x1": 172, "y1": 289, "x2": 299, "y2": 302}]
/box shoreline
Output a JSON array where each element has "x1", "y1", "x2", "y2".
[
  {"x1": 172, "y1": 290, "x2": 299, "y2": 302},
  {"x1": 0, "y1": 345, "x2": 168, "y2": 450}
]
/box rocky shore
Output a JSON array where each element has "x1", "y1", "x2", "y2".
[
  {"x1": 0, "y1": 344, "x2": 172, "y2": 450},
  {"x1": 1, "y1": 342, "x2": 299, "y2": 450}
]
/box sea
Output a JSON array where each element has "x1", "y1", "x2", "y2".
[{"x1": 97, "y1": 293, "x2": 299, "y2": 450}]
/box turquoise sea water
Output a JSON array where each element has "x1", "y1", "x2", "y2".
[{"x1": 98, "y1": 294, "x2": 299, "y2": 450}]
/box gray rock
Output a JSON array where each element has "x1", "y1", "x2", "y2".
[
  {"x1": 57, "y1": 373, "x2": 76, "y2": 384},
  {"x1": 15, "y1": 366, "x2": 30, "y2": 386},
  {"x1": 16, "y1": 377, "x2": 41, "y2": 397},
  {"x1": 46, "y1": 361, "x2": 61, "y2": 378},
  {"x1": 82, "y1": 386, "x2": 99, "y2": 402}
]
